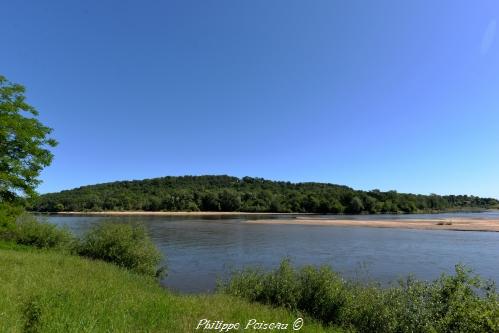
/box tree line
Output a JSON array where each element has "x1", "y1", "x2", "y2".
[{"x1": 31, "y1": 175, "x2": 499, "y2": 214}]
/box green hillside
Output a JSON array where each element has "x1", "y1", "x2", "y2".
[{"x1": 33, "y1": 175, "x2": 498, "y2": 214}]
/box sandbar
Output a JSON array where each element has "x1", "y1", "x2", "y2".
[{"x1": 247, "y1": 217, "x2": 499, "y2": 232}]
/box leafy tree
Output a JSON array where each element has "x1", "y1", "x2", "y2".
[
  {"x1": 53, "y1": 203, "x2": 65, "y2": 212},
  {"x1": 219, "y1": 190, "x2": 241, "y2": 211},
  {"x1": 363, "y1": 195, "x2": 378, "y2": 213},
  {"x1": 348, "y1": 196, "x2": 365, "y2": 214},
  {"x1": 328, "y1": 198, "x2": 345, "y2": 214},
  {"x1": 0, "y1": 75, "x2": 57, "y2": 202},
  {"x1": 201, "y1": 192, "x2": 221, "y2": 211},
  {"x1": 303, "y1": 195, "x2": 320, "y2": 213}
]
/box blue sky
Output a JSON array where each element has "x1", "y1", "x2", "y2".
[{"x1": 2, "y1": 1, "x2": 499, "y2": 198}]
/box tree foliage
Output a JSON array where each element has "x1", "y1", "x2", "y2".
[
  {"x1": 0, "y1": 75, "x2": 57, "y2": 202},
  {"x1": 32, "y1": 175, "x2": 498, "y2": 214}
]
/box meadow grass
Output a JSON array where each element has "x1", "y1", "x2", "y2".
[{"x1": 0, "y1": 243, "x2": 341, "y2": 333}]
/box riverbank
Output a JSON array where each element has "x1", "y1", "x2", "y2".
[
  {"x1": 0, "y1": 242, "x2": 338, "y2": 333},
  {"x1": 248, "y1": 217, "x2": 499, "y2": 232},
  {"x1": 2, "y1": 220, "x2": 497, "y2": 332},
  {"x1": 46, "y1": 211, "x2": 305, "y2": 216},
  {"x1": 45, "y1": 211, "x2": 499, "y2": 232}
]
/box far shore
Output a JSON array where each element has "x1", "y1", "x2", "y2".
[
  {"x1": 42, "y1": 211, "x2": 306, "y2": 216},
  {"x1": 247, "y1": 217, "x2": 499, "y2": 232},
  {"x1": 38, "y1": 211, "x2": 499, "y2": 232}
]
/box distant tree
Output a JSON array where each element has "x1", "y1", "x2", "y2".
[
  {"x1": 0, "y1": 75, "x2": 57, "y2": 202},
  {"x1": 303, "y1": 195, "x2": 320, "y2": 213},
  {"x1": 219, "y1": 190, "x2": 241, "y2": 211},
  {"x1": 382, "y1": 200, "x2": 398, "y2": 213},
  {"x1": 348, "y1": 196, "x2": 365, "y2": 214},
  {"x1": 329, "y1": 199, "x2": 345, "y2": 214},
  {"x1": 185, "y1": 201, "x2": 199, "y2": 212},
  {"x1": 315, "y1": 199, "x2": 331, "y2": 214},
  {"x1": 103, "y1": 197, "x2": 120, "y2": 211},
  {"x1": 269, "y1": 198, "x2": 283, "y2": 212},
  {"x1": 201, "y1": 192, "x2": 221, "y2": 211},
  {"x1": 363, "y1": 196, "x2": 378, "y2": 213},
  {"x1": 398, "y1": 200, "x2": 416, "y2": 213},
  {"x1": 54, "y1": 203, "x2": 64, "y2": 212},
  {"x1": 146, "y1": 196, "x2": 162, "y2": 211}
]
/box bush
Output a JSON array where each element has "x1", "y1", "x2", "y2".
[
  {"x1": 264, "y1": 259, "x2": 301, "y2": 308},
  {"x1": 430, "y1": 265, "x2": 499, "y2": 332},
  {"x1": 1, "y1": 211, "x2": 166, "y2": 278},
  {"x1": 0, "y1": 203, "x2": 24, "y2": 231},
  {"x1": 338, "y1": 283, "x2": 397, "y2": 332},
  {"x1": 78, "y1": 222, "x2": 164, "y2": 278},
  {"x1": 220, "y1": 260, "x2": 499, "y2": 333},
  {"x1": 219, "y1": 259, "x2": 300, "y2": 309},
  {"x1": 298, "y1": 265, "x2": 346, "y2": 323},
  {"x1": 4, "y1": 214, "x2": 74, "y2": 250}
]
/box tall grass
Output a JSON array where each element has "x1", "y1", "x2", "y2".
[
  {"x1": 219, "y1": 259, "x2": 499, "y2": 333},
  {"x1": 0, "y1": 247, "x2": 339, "y2": 333}
]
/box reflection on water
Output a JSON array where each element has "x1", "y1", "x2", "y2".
[{"x1": 42, "y1": 213, "x2": 499, "y2": 293}]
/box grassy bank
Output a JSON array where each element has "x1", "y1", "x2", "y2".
[
  {"x1": 1, "y1": 213, "x2": 497, "y2": 332},
  {"x1": 0, "y1": 242, "x2": 339, "y2": 332}
]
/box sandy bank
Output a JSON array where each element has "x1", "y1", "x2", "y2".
[
  {"x1": 247, "y1": 217, "x2": 499, "y2": 232},
  {"x1": 41, "y1": 212, "x2": 499, "y2": 232},
  {"x1": 47, "y1": 211, "x2": 304, "y2": 217}
]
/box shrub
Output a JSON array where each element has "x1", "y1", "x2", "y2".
[
  {"x1": 379, "y1": 277, "x2": 435, "y2": 332},
  {"x1": 218, "y1": 267, "x2": 266, "y2": 301},
  {"x1": 298, "y1": 266, "x2": 346, "y2": 324},
  {"x1": 78, "y1": 222, "x2": 164, "y2": 278},
  {"x1": 430, "y1": 265, "x2": 499, "y2": 332},
  {"x1": 220, "y1": 259, "x2": 301, "y2": 309},
  {"x1": 220, "y1": 260, "x2": 499, "y2": 333},
  {"x1": 338, "y1": 283, "x2": 397, "y2": 332},
  {"x1": 5, "y1": 214, "x2": 74, "y2": 250},
  {"x1": 263, "y1": 259, "x2": 301, "y2": 308}
]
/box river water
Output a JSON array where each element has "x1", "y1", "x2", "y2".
[{"x1": 43, "y1": 212, "x2": 499, "y2": 293}]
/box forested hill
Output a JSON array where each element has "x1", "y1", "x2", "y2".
[{"x1": 32, "y1": 175, "x2": 499, "y2": 214}]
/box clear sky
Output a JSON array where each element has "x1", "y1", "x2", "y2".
[{"x1": 2, "y1": 1, "x2": 499, "y2": 198}]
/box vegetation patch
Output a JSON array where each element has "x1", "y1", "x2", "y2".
[
  {"x1": 219, "y1": 259, "x2": 499, "y2": 333},
  {"x1": 0, "y1": 210, "x2": 166, "y2": 278},
  {"x1": 22, "y1": 295, "x2": 43, "y2": 333},
  {"x1": 77, "y1": 222, "x2": 164, "y2": 277},
  {"x1": 31, "y1": 175, "x2": 499, "y2": 214},
  {"x1": 4, "y1": 214, "x2": 75, "y2": 250},
  {"x1": 0, "y1": 247, "x2": 339, "y2": 332}
]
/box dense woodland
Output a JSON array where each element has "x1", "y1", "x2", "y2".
[{"x1": 31, "y1": 175, "x2": 499, "y2": 214}]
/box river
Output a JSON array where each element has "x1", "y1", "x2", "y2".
[{"x1": 43, "y1": 212, "x2": 499, "y2": 293}]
